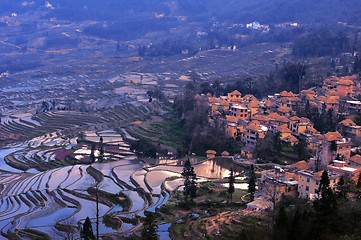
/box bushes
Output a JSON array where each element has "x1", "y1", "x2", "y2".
[
  {"x1": 87, "y1": 187, "x2": 131, "y2": 212},
  {"x1": 103, "y1": 214, "x2": 122, "y2": 230},
  {"x1": 86, "y1": 166, "x2": 104, "y2": 183}
]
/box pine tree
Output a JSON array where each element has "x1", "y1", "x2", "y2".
[
  {"x1": 98, "y1": 137, "x2": 104, "y2": 162},
  {"x1": 274, "y1": 205, "x2": 289, "y2": 240},
  {"x1": 315, "y1": 170, "x2": 337, "y2": 214},
  {"x1": 228, "y1": 168, "x2": 235, "y2": 203},
  {"x1": 248, "y1": 164, "x2": 257, "y2": 201},
  {"x1": 353, "y1": 56, "x2": 360, "y2": 73},
  {"x1": 81, "y1": 217, "x2": 95, "y2": 240},
  {"x1": 90, "y1": 144, "x2": 95, "y2": 163},
  {"x1": 181, "y1": 158, "x2": 197, "y2": 203},
  {"x1": 141, "y1": 212, "x2": 158, "y2": 240},
  {"x1": 337, "y1": 176, "x2": 346, "y2": 199}
]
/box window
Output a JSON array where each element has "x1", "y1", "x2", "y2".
[
  {"x1": 306, "y1": 186, "x2": 309, "y2": 191},
  {"x1": 306, "y1": 177, "x2": 310, "y2": 183}
]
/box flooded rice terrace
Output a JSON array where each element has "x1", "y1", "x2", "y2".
[{"x1": 0, "y1": 130, "x2": 245, "y2": 239}]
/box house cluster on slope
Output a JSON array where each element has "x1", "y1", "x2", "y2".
[
  {"x1": 247, "y1": 158, "x2": 361, "y2": 210},
  {"x1": 199, "y1": 74, "x2": 361, "y2": 209}
]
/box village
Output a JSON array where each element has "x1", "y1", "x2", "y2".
[{"x1": 201, "y1": 74, "x2": 361, "y2": 210}]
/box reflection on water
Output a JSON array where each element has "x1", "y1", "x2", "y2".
[
  {"x1": 149, "y1": 157, "x2": 246, "y2": 179},
  {"x1": 194, "y1": 159, "x2": 238, "y2": 179},
  {"x1": 0, "y1": 148, "x2": 24, "y2": 173}
]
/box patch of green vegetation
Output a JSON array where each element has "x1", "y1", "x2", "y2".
[
  {"x1": 147, "y1": 121, "x2": 188, "y2": 150},
  {"x1": 86, "y1": 166, "x2": 104, "y2": 183},
  {"x1": 17, "y1": 228, "x2": 52, "y2": 240},
  {"x1": 170, "y1": 224, "x2": 186, "y2": 239},
  {"x1": 103, "y1": 214, "x2": 122, "y2": 230},
  {"x1": 87, "y1": 187, "x2": 131, "y2": 212},
  {"x1": 119, "y1": 216, "x2": 139, "y2": 225},
  {"x1": 5, "y1": 155, "x2": 29, "y2": 171}
]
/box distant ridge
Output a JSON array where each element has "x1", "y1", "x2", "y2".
[{"x1": 1, "y1": 0, "x2": 360, "y2": 24}]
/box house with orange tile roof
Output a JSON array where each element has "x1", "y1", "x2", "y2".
[
  {"x1": 337, "y1": 119, "x2": 361, "y2": 138},
  {"x1": 268, "y1": 113, "x2": 289, "y2": 130},
  {"x1": 244, "y1": 121, "x2": 268, "y2": 146},
  {"x1": 279, "y1": 90, "x2": 296, "y2": 98},
  {"x1": 286, "y1": 160, "x2": 310, "y2": 171},
  {"x1": 322, "y1": 76, "x2": 339, "y2": 91},
  {"x1": 317, "y1": 131, "x2": 352, "y2": 170},
  {"x1": 289, "y1": 116, "x2": 314, "y2": 137},
  {"x1": 229, "y1": 104, "x2": 249, "y2": 121},
  {"x1": 242, "y1": 94, "x2": 257, "y2": 103},
  {"x1": 300, "y1": 89, "x2": 316, "y2": 101},
  {"x1": 337, "y1": 78, "x2": 355, "y2": 97},
  {"x1": 210, "y1": 103, "x2": 220, "y2": 114},
  {"x1": 219, "y1": 97, "x2": 230, "y2": 111},
  {"x1": 279, "y1": 96, "x2": 301, "y2": 111},
  {"x1": 299, "y1": 127, "x2": 322, "y2": 151},
  {"x1": 276, "y1": 124, "x2": 292, "y2": 139},
  {"x1": 322, "y1": 75, "x2": 356, "y2": 98},
  {"x1": 227, "y1": 90, "x2": 242, "y2": 104},
  {"x1": 277, "y1": 105, "x2": 291, "y2": 116},
  {"x1": 257, "y1": 167, "x2": 299, "y2": 204},
  {"x1": 247, "y1": 100, "x2": 260, "y2": 116},
  {"x1": 324, "y1": 97, "x2": 340, "y2": 112},
  {"x1": 281, "y1": 134, "x2": 299, "y2": 146},
  {"x1": 327, "y1": 160, "x2": 361, "y2": 182},
  {"x1": 261, "y1": 99, "x2": 276, "y2": 114},
  {"x1": 226, "y1": 122, "x2": 245, "y2": 140},
  {"x1": 296, "y1": 170, "x2": 339, "y2": 199},
  {"x1": 251, "y1": 114, "x2": 269, "y2": 125}
]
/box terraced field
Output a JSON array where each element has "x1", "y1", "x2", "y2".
[
  {"x1": 0, "y1": 104, "x2": 236, "y2": 239},
  {"x1": 0, "y1": 101, "x2": 164, "y2": 145},
  {"x1": 0, "y1": 130, "x2": 188, "y2": 239}
]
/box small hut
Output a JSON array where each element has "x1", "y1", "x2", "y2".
[
  {"x1": 206, "y1": 150, "x2": 217, "y2": 159},
  {"x1": 221, "y1": 151, "x2": 230, "y2": 157}
]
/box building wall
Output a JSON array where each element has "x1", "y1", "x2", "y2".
[
  {"x1": 229, "y1": 105, "x2": 249, "y2": 120},
  {"x1": 297, "y1": 174, "x2": 319, "y2": 198}
]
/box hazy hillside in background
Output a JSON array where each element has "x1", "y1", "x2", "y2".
[{"x1": 1, "y1": 0, "x2": 361, "y2": 24}]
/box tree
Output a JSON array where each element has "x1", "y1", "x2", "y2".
[
  {"x1": 141, "y1": 212, "x2": 158, "y2": 240},
  {"x1": 53, "y1": 216, "x2": 77, "y2": 240},
  {"x1": 80, "y1": 217, "x2": 95, "y2": 240},
  {"x1": 315, "y1": 170, "x2": 337, "y2": 214},
  {"x1": 274, "y1": 205, "x2": 289, "y2": 240},
  {"x1": 296, "y1": 137, "x2": 311, "y2": 160},
  {"x1": 357, "y1": 173, "x2": 361, "y2": 189},
  {"x1": 98, "y1": 137, "x2": 104, "y2": 162},
  {"x1": 254, "y1": 132, "x2": 276, "y2": 161},
  {"x1": 228, "y1": 168, "x2": 235, "y2": 203},
  {"x1": 248, "y1": 164, "x2": 257, "y2": 201},
  {"x1": 181, "y1": 158, "x2": 197, "y2": 203},
  {"x1": 273, "y1": 132, "x2": 282, "y2": 152},
  {"x1": 90, "y1": 144, "x2": 96, "y2": 163},
  {"x1": 337, "y1": 176, "x2": 346, "y2": 199}
]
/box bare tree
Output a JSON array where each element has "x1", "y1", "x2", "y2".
[{"x1": 53, "y1": 215, "x2": 78, "y2": 240}]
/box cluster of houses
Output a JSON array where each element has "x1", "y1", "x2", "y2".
[
  {"x1": 199, "y1": 74, "x2": 361, "y2": 209},
  {"x1": 203, "y1": 75, "x2": 361, "y2": 158},
  {"x1": 247, "y1": 156, "x2": 361, "y2": 210}
]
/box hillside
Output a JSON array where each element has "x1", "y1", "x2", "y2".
[{"x1": 1, "y1": 0, "x2": 361, "y2": 24}]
